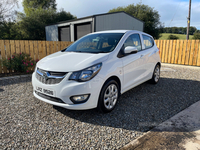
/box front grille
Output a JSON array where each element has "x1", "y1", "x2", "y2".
[
  {"x1": 36, "y1": 68, "x2": 67, "y2": 85},
  {"x1": 35, "y1": 91, "x2": 65, "y2": 104}
]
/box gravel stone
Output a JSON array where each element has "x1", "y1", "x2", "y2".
[{"x1": 0, "y1": 64, "x2": 200, "y2": 149}]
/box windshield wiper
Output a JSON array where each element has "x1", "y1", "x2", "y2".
[
  {"x1": 64, "y1": 51, "x2": 83, "y2": 53},
  {"x1": 61, "y1": 48, "x2": 67, "y2": 52}
]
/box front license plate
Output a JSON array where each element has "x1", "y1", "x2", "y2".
[{"x1": 36, "y1": 86, "x2": 55, "y2": 96}]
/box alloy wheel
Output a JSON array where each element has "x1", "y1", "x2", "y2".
[
  {"x1": 154, "y1": 65, "x2": 160, "y2": 82},
  {"x1": 103, "y1": 84, "x2": 118, "y2": 110}
]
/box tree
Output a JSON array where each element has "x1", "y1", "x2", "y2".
[
  {"x1": 189, "y1": 26, "x2": 197, "y2": 35},
  {"x1": 193, "y1": 30, "x2": 200, "y2": 39},
  {"x1": 171, "y1": 27, "x2": 179, "y2": 34},
  {"x1": 182, "y1": 27, "x2": 187, "y2": 34},
  {"x1": 165, "y1": 27, "x2": 172, "y2": 33},
  {"x1": 0, "y1": 0, "x2": 18, "y2": 18},
  {"x1": 193, "y1": 33, "x2": 200, "y2": 39},
  {"x1": 23, "y1": 0, "x2": 57, "y2": 16},
  {"x1": 15, "y1": 0, "x2": 76, "y2": 40},
  {"x1": 161, "y1": 27, "x2": 197, "y2": 35},
  {"x1": 0, "y1": 0, "x2": 19, "y2": 40},
  {"x1": 17, "y1": 8, "x2": 76, "y2": 40},
  {"x1": 0, "y1": 0, "x2": 76, "y2": 40},
  {"x1": 109, "y1": 3, "x2": 163, "y2": 39},
  {"x1": 0, "y1": 19, "x2": 20, "y2": 39}
]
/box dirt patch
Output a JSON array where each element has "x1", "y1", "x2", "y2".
[{"x1": 123, "y1": 131, "x2": 196, "y2": 150}]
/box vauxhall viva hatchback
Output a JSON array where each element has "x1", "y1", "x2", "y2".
[{"x1": 32, "y1": 30, "x2": 161, "y2": 113}]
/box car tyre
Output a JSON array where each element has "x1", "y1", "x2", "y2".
[
  {"x1": 149, "y1": 64, "x2": 160, "y2": 84},
  {"x1": 97, "y1": 80, "x2": 119, "y2": 113}
]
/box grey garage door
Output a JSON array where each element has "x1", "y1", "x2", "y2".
[
  {"x1": 59, "y1": 26, "x2": 70, "y2": 41},
  {"x1": 75, "y1": 22, "x2": 91, "y2": 40}
]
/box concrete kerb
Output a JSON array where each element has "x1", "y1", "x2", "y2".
[{"x1": 161, "y1": 63, "x2": 200, "y2": 70}]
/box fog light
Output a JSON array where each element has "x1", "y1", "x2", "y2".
[{"x1": 70, "y1": 94, "x2": 90, "y2": 104}]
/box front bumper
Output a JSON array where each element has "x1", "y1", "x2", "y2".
[{"x1": 32, "y1": 72, "x2": 104, "y2": 110}]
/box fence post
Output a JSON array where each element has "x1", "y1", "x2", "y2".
[
  {"x1": 0, "y1": 40, "x2": 6, "y2": 73},
  {"x1": 171, "y1": 40, "x2": 176, "y2": 64},
  {"x1": 185, "y1": 40, "x2": 191, "y2": 65},
  {"x1": 168, "y1": 40, "x2": 173, "y2": 63},
  {"x1": 20, "y1": 40, "x2": 25, "y2": 54},
  {"x1": 189, "y1": 40, "x2": 195, "y2": 66},
  {"x1": 197, "y1": 40, "x2": 200, "y2": 66},
  {"x1": 34, "y1": 41, "x2": 39, "y2": 61},
  {"x1": 174, "y1": 40, "x2": 180, "y2": 64},
  {"x1": 181, "y1": 40, "x2": 187, "y2": 65}
]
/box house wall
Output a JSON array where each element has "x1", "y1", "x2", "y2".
[{"x1": 95, "y1": 12, "x2": 144, "y2": 32}]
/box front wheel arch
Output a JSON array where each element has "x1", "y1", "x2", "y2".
[
  {"x1": 97, "y1": 77, "x2": 121, "y2": 113},
  {"x1": 102, "y1": 76, "x2": 121, "y2": 95}
]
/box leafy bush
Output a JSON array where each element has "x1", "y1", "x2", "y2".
[
  {"x1": 2, "y1": 52, "x2": 38, "y2": 73},
  {"x1": 192, "y1": 33, "x2": 200, "y2": 39},
  {"x1": 167, "y1": 34, "x2": 179, "y2": 40}
]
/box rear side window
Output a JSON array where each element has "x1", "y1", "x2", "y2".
[{"x1": 142, "y1": 35, "x2": 154, "y2": 49}]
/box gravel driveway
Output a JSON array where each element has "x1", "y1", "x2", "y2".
[{"x1": 0, "y1": 64, "x2": 200, "y2": 149}]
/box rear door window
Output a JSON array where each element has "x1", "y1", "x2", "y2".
[
  {"x1": 124, "y1": 34, "x2": 142, "y2": 51},
  {"x1": 142, "y1": 35, "x2": 154, "y2": 49}
]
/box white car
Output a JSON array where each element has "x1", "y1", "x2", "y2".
[{"x1": 32, "y1": 30, "x2": 161, "y2": 113}]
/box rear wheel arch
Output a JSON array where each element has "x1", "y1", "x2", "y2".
[
  {"x1": 157, "y1": 62, "x2": 161, "y2": 68},
  {"x1": 149, "y1": 63, "x2": 161, "y2": 84}
]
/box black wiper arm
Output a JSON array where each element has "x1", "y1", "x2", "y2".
[
  {"x1": 61, "y1": 48, "x2": 67, "y2": 52},
  {"x1": 64, "y1": 50, "x2": 83, "y2": 53}
]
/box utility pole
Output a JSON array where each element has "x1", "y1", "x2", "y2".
[{"x1": 186, "y1": 0, "x2": 191, "y2": 40}]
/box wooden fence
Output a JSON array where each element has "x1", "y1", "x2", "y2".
[
  {"x1": 155, "y1": 40, "x2": 200, "y2": 66},
  {"x1": 0, "y1": 39, "x2": 199, "y2": 74},
  {"x1": 0, "y1": 40, "x2": 73, "y2": 73}
]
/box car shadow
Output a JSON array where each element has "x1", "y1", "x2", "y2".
[
  {"x1": 0, "y1": 88, "x2": 4, "y2": 92},
  {"x1": 54, "y1": 77, "x2": 200, "y2": 132}
]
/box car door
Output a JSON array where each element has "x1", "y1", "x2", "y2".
[
  {"x1": 121, "y1": 33, "x2": 146, "y2": 92},
  {"x1": 140, "y1": 34, "x2": 157, "y2": 79}
]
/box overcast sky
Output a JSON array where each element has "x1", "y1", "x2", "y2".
[{"x1": 17, "y1": 0, "x2": 200, "y2": 29}]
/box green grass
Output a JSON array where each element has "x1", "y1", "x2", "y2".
[{"x1": 159, "y1": 33, "x2": 194, "y2": 40}]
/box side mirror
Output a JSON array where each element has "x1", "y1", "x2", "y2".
[{"x1": 124, "y1": 46, "x2": 138, "y2": 54}]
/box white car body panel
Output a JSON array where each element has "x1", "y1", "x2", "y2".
[
  {"x1": 37, "y1": 51, "x2": 109, "y2": 72},
  {"x1": 32, "y1": 30, "x2": 161, "y2": 110}
]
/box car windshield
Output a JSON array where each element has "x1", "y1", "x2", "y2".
[{"x1": 65, "y1": 33, "x2": 124, "y2": 53}]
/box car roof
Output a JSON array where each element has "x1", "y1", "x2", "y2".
[
  {"x1": 90, "y1": 30, "x2": 145, "y2": 35},
  {"x1": 88, "y1": 30, "x2": 153, "y2": 39},
  {"x1": 92, "y1": 30, "x2": 129, "y2": 34}
]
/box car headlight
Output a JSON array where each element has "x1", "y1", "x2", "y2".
[{"x1": 69, "y1": 63, "x2": 102, "y2": 82}]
